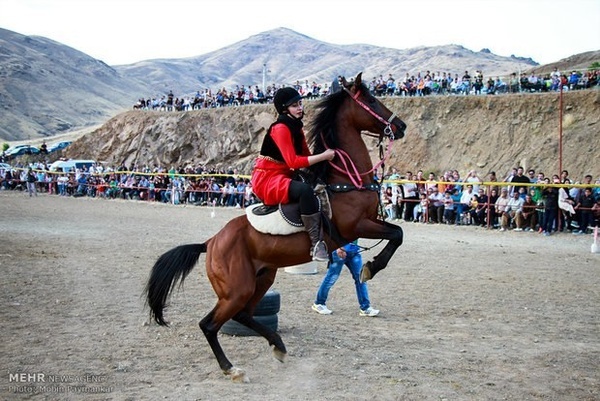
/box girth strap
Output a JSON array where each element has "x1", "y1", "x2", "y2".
[{"x1": 329, "y1": 182, "x2": 380, "y2": 193}]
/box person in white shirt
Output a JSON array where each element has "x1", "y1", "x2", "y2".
[
  {"x1": 503, "y1": 191, "x2": 525, "y2": 231},
  {"x1": 402, "y1": 171, "x2": 419, "y2": 221},
  {"x1": 456, "y1": 185, "x2": 476, "y2": 225},
  {"x1": 427, "y1": 187, "x2": 445, "y2": 223},
  {"x1": 465, "y1": 170, "x2": 482, "y2": 194}
]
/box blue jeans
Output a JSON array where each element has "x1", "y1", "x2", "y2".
[{"x1": 315, "y1": 250, "x2": 370, "y2": 311}]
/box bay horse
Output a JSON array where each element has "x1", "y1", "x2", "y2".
[{"x1": 145, "y1": 72, "x2": 407, "y2": 382}]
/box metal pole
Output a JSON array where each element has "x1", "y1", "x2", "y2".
[
  {"x1": 262, "y1": 64, "x2": 267, "y2": 94},
  {"x1": 559, "y1": 84, "x2": 563, "y2": 173}
]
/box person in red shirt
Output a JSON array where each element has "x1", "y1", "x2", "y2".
[{"x1": 251, "y1": 87, "x2": 335, "y2": 261}]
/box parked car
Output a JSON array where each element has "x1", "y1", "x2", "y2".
[
  {"x1": 4, "y1": 144, "x2": 31, "y2": 154},
  {"x1": 0, "y1": 162, "x2": 12, "y2": 170},
  {"x1": 47, "y1": 141, "x2": 72, "y2": 153},
  {"x1": 48, "y1": 159, "x2": 96, "y2": 173},
  {"x1": 4, "y1": 145, "x2": 40, "y2": 157}
]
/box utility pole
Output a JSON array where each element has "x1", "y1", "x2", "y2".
[{"x1": 262, "y1": 63, "x2": 271, "y2": 94}]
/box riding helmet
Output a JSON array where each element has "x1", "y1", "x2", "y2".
[{"x1": 274, "y1": 87, "x2": 303, "y2": 114}]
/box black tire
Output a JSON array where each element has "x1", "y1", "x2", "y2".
[
  {"x1": 221, "y1": 314, "x2": 278, "y2": 337},
  {"x1": 254, "y1": 290, "x2": 281, "y2": 316}
]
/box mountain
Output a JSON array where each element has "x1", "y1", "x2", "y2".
[
  {"x1": 115, "y1": 27, "x2": 540, "y2": 97},
  {"x1": 1, "y1": 26, "x2": 596, "y2": 143},
  {"x1": 0, "y1": 28, "x2": 150, "y2": 141}
]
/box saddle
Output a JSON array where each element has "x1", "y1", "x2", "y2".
[{"x1": 246, "y1": 184, "x2": 331, "y2": 236}]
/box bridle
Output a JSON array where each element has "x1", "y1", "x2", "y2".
[
  {"x1": 325, "y1": 86, "x2": 398, "y2": 189},
  {"x1": 342, "y1": 86, "x2": 398, "y2": 140}
]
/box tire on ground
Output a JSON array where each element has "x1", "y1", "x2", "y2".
[
  {"x1": 221, "y1": 314, "x2": 278, "y2": 336},
  {"x1": 253, "y1": 290, "x2": 281, "y2": 316}
]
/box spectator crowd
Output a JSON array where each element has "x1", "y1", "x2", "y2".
[
  {"x1": 133, "y1": 67, "x2": 600, "y2": 111},
  {"x1": 1, "y1": 161, "x2": 598, "y2": 236},
  {"x1": 379, "y1": 167, "x2": 600, "y2": 236},
  {"x1": 0, "y1": 162, "x2": 258, "y2": 208}
]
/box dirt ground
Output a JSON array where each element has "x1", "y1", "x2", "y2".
[{"x1": 1, "y1": 191, "x2": 599, "y2": 401}]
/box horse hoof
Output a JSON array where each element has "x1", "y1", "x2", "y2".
[
  {"x1": 226, "y1": 367, "x2": 249, "y2": 383},
  {"x1": 273, "y1": 347, "x2": 286, "y2": 363},
  {"x1": 359, "y1": 264, "x2": 372, "y2": 283}
]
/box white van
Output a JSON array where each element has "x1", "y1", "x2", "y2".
[{"x1": 49, "y1": 159, "x2": 96, "y2": 173}]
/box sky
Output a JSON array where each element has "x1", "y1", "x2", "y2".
[{"x1": 1, "y1": 0, "x2": 599, "y2": 66}]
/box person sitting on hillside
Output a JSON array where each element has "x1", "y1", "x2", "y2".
[{"x1": 250, "y1": 87, "x2": 335, "y2": 261}]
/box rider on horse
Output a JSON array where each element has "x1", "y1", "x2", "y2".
[{"x1": 250, "y1": 87, "x2": 335, "y2": 261}]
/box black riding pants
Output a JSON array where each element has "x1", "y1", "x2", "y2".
[{"x1": 288, "y1": 180, "x2": 318, "y2": 215}]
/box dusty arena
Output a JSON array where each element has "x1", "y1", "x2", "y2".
[{"x1": 1, "y1": 191, "x2": 598, "y2": 400}]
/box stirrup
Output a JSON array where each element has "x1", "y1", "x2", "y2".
[{"x1": 312, "y1": 241, "x2": 328, "y2": 262}]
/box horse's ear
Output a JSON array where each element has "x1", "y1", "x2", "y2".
[
  {"x1": 355, "y1": 72, "x2": 363, "y2": 87},
  {"x1": 331, "y1": 78, "x2": 341, "y2": 94}
]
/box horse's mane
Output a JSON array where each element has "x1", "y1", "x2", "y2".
[{"x1": 306, "y1": 80, "x2": 369, "y2": 181}]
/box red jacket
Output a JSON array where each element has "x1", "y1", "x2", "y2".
[{"x1": 251, "y1": 123, "x2": 311, "y2": 205}]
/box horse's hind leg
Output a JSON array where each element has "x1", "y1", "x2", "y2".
[
  {"x1": 232, "y1": 310, "x2": 287, "y2": 362},
  {"x1": 233, "y1": 267, "x2": 287, "y2": 361},
  {"x1": 199, "y1": 309, "x2": 249, "y2": 383}
]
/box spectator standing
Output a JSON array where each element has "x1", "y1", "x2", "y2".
[
  {"x1": 542, "y1": 175, "x2": 560, "y2": 236},
  {"x1": 415, "y1": 170, "x2": 426, "y2": 195},
  {"x1": 414, "y1": 192, "x2": 429, "y2": 222},
  {"x1": 26, "y1": 167, "x2": 37, "y2": 197},
  {"x1": 312, "y1": 240, "x2": 380, "y2": 317},
  {"x1": 487, "y1": 171, "x2": 499, "y2": 194},
  {"x1": 442, "y1": 191, "x2": 455, "y2": 224},
  {"x1": 510, "y1": 167, "x2": 531, "y2": 196},
  {"x1": 465, "y1": 170, "x2": 482, "y2": 194},
  {"x1": 402, "y1": 171, "x2": 418, "y2": 222},
  {"x1": 425, "y1": 172, "x2": 438, "y2": 192},
  {"x1": 461, "y1": 70, "x2": 472, "y2": 94}
]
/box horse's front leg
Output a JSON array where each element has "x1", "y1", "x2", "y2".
[{"x1": 355, "y1": 220, "x2": 403, "y2": 282}]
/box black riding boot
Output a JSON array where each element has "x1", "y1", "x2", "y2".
[{"x1": 301, "y1": 213, "x2": 328, "y2": 261}]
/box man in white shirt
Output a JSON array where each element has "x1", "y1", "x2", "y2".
[
  {"x1": 504, "y1": 191, "x2": 525, "y2": 231},
  {"x1": 456, "y1": 185, "x2": 476, "y2": 225},
  {"x1": 402, "y1": 171, "x2": 419, "y2": 221},
  {"x1": 427, "y1": 188, "x2": 445, "y2": 224}
]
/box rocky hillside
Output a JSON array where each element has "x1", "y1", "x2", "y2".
[{"x1": 65, "y1": 89, "x2": 600, "y2": 180}]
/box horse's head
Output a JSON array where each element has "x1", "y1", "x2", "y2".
[
  {"x1": 307, "y1": 73, "x2": 407, "y2": 183},
  {"x1": 337, "y1": 72, "x2": 406, "y2": 140}
]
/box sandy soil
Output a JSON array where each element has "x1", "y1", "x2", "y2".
[{"x1": 1, "y1": 191, "x2": 599, "y2": 401}]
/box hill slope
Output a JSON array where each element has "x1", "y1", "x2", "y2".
[
  {"x1": 64, "y1": 89, "x2": 600, "y2": 180},
  {"x1": 0, "y1": 28, "x2": 149, "y2": 141}
]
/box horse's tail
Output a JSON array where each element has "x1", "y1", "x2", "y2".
[{"x1": 145, "y1": 243, "x2": 206, "y2": 326}]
